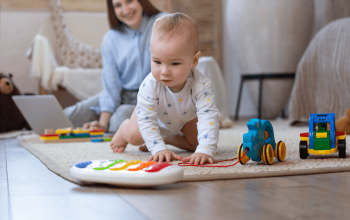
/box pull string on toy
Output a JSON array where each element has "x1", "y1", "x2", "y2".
[{"x1": 178, "y1": 149, "x2": 248, "y2": 167}]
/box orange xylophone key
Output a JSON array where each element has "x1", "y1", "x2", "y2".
[{"x1": 127, "y1": 161, "x2": 158, "y2": 171}]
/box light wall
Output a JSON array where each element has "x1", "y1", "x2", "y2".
[
  {"x1": 0, "y1": 11, "x2": 50, "y2": 94},
  {"x1": 221, "y1": 0, "x2": 335, "y2": 118},
  {"x1": 221, "y1": 0, "x2": 253, "y2": 118}
]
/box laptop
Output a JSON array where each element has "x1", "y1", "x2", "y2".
[{"x1": 12, "y1": 95, "x2": 73, "y2": 134}]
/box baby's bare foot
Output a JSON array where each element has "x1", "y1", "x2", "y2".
[
  {"x1": 112, "y1": 146, "x2": 126, "y2": 153},
  {"x1": 110, "y1": 137, "x2": 128, "y2": 153},
  {"x1": 110, "y1": 120, "x2": 128, "y2": 153},
  {"x1": 139, "y1": 145, "x2": 149, "y2": 152}
]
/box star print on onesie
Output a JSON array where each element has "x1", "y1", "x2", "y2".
[{"x1": 137, "y1": 68, "x2": 220, "y2": 157}]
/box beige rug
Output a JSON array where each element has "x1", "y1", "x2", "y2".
[{"x1": 18, "y1": 120, "x2": 350, "y2": 185}]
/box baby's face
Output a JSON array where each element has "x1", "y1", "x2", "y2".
[{"x1": 150, "y1": 31, "x2": 200, "y2": 93}]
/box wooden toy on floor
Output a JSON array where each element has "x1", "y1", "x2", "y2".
[
  {"x1": 40, "y1": 128, "x2": 112, "y2": 143},
  {"x1": 237, "y1": 119, "x2": 287, "y2": 165},
  {"x1": 70, "y1": 159, "x2": 183, "y2": 187},
  {"x1": 299, "y1": 113, "x2": 346, "y2": 159}
]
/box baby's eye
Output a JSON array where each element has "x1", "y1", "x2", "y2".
[
  {"x1": 127, "y1": 0, "x2": 133, "y2": 3},
  {"x1": 153, "y1": 60, "x2": 161, "y2": 64},
  {"x1": 172, "y1": 62, "x2": 180, "y2": 66},
  {"x1": 114, "y1": 3, "x2": 121, "y2": 8}
]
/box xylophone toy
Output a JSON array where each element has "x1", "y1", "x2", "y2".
[{"x1": 70, "y1": 159, "x2": 183, "y2": 187}]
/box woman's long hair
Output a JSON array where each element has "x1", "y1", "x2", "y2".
[{"x1": 107, "y1": 0, "x2": 161, "y2": 31}]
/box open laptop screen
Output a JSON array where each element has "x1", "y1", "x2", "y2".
[{"x1": 12, "y1": 95, "x2": 73, "y2": 134}]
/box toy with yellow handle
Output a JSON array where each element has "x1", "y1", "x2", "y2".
[{"x1": 237, "y1": 119, "x2": 286, "y2": 165}]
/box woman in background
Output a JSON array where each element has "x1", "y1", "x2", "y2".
[{"x1": 64, "y1": 0, "x2": 166, "y2": 132}]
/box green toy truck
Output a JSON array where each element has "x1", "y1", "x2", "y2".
[{"x1": 299, "y1": 113, "x2": 346, "y2": 159}]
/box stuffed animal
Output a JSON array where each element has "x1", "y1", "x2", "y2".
[
  {"x1": 335, "y1": 108, "x2": 350, "y2": 134},
  {"x1": 0, "y1": 73, "x2": 30, "y2": 133}
]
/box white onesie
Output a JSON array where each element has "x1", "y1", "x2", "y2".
[{"x1": 137, "y1": 68, "x2": 219, "y2": 157}]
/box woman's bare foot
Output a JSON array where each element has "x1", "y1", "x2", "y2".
[
  {"x1": 110, "y1": 120, "x2": 129, "y2": 153},
  {"x1": 139, "y1": 145, "x2": 149, "y2": 152}
]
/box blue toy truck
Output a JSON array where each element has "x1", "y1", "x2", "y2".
[
  {"x1": 299, "y1": 113, "x2": 346, "y2": 159},
  {"x1": 237, "y1": 119, "x2": 286, "y2": 165}
]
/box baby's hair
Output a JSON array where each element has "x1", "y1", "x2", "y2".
[{"x1": 151, "y1": 12, "x2": 199, "y2": 53}]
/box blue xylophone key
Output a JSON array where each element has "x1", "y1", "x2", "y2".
[{"x1": 74, "y1": 161, "x2": 92, "y2": 168}]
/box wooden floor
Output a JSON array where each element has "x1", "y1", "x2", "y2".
[{"x1": 2, "y1": 138, "x2": 350, "y2": 220}]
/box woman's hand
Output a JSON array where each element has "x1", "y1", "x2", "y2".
[
  {"x1": 83, "y1": 120, "x2": 106, "y2": 131},
  {"x1": 83, "y1": 112, "x2": 111, "y2": 132},
  {"x1": 149, "y1": 149, "x2": 183, "y2": 163},
  {"x1": 181, "y1": 153, "x2": 214, "y2": 165}
]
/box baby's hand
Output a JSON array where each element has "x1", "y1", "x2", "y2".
[
  {"x1": 181, "y1": 153, "x2": 214, "y2": 165},
  {"x1": 149, "y1": 149, "x2": 183, "y2": 163}
]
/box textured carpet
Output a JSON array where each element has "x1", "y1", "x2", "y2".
[{"x1": 18, "y1": 120, "x2": 350, "y2": 185}]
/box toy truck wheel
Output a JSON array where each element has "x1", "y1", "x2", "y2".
[
  {"x1": 274, "y1": 141, "x2": 286, "y2": 162},
  {"x1": 299, "y1": 141, "x2": 309, "y2": 159},
  {"x1": 261, "y1": 144, "x2": 274, "y2": 165},
  {"x1": 237, "y1": 143, "x2": 250, "y2": 165},
  {"x1": 338, "y1": 139, "x2": 346, "y2": 158}
]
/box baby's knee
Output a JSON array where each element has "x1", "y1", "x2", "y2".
[
  {"x1": 126, "y1": 128, "x2": 143, "y2": 145},
  {"x1": 186, "y1": 135, "x2": 198, "y2": 147},
  {"x1": 187, "y1": 144, "x2": 197, "y2": 152},
  {"x1": 186, "y1": 139, "x2": 198, "y2": 152}
]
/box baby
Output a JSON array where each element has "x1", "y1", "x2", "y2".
[{"x1": 110, "y1": 13, "x2": 219, "y2": 165}]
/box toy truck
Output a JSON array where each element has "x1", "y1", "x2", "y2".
[
  {"x1": 237, "y1": 119, "x2": 286, "y2": 165},
  {"x1": 299, "y1": 113, "x2": 346, "y2": 159}
]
